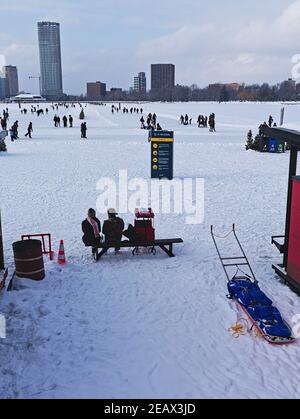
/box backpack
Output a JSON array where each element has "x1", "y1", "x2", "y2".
[{"x1": 123, "y1": 224, "x2": 144, "y2": 243}]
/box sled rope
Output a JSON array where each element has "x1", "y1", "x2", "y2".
[
  {"x1": 229, "y1": 317, "x2": 292, "y2": 342},
  {"x1": 228, "y1": 318, "x2": 250, "y2": 338}
]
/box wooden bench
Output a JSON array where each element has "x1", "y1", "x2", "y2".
[{"x1": 93, "y1": 238, "x2": 183, "y2": 261}]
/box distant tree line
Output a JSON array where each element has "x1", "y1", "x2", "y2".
[{"x1": 65, "y1": 79, "x2": 300, "y2": 102}]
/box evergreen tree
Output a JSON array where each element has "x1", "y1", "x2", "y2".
[
  {"x1": 253, "y1": 135, "x2": 260, "y2": 151},
  {"x1": 79, "y1": 109, "x2": 85, "y2": 120},
  {"x1": 245, "y1": 130, "x2": 254, "y2": 150}
]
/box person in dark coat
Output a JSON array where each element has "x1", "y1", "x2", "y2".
[
  {"x1": 102, "y1": 208, "x2": 125, "y2": 251},
  {"x1": 209, "y1": 113, "x2": 216, "y2": 132},
  {"x1": 63, "y1": 115, "x2": 68, "y2": 128},
  {"x1": 268, "y1": 115, "x2": 274, "y2": 128},
  {"x1": 69, "y1": 115, "x2": 73, "y2": 127},
  {"x1": 1, "y1": 117, "x2": 7, "y2": 130},
  {"x1": 152, "y1": 113, "x2": 157, "y2": 126},
  {"x1": 12, "y1": 121, "x2": 19, "y2": 139},
  {"x1": 81, "y1": 122, "x2": 87, "y2": 138},
  {"x1": 82, "y1": 208, "x2": 101, "y2": 253},
  {"x1": 25, "y1": 122, "x2": 33, "y2": 138}
]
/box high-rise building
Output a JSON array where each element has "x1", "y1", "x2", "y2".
[
  {"x1": 133, "y1": 72, "x2": 147, "y2": 92},
  {"x1": 87, "y1": 81, "x2": 106, "y2": 100},
  {"x1": 38, "y1": 21, "x2": 63, "y2": 99},
  {"x1": 0, "y1": 77, "x2": 6, "y2": 99},
  {"x1": 151, "y1": 64, "x2": 175, "y2": 90},
  {"x1": 4, "y1": 65, "x2": 19, "y2": 97}
]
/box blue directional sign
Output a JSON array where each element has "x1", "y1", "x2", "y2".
[{"x1": 150, "y1": 131, "x2": 174, "y2": 180}]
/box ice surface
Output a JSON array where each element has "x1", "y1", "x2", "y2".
[{"x1": 1, "y1": 102, "x2": 300, "y2": 399}]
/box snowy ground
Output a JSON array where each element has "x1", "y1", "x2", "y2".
[{"x1": 1, "y1": 101, "x2": 300, "y2": 399}]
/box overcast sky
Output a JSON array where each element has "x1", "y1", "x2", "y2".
[{"x1": 0, "y1": 0, "x2": 299, "y2": 94}]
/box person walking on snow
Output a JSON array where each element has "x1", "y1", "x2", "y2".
[
  {"x1": 63, "y1": 115, "x2": 68, "y2": 128},
  {"x1": 81, "y1": 122, "x2": 87, "y2": 139},
  {"x1": 9, "y1": 127, "x2": 15, "y2": 142},
  {"x1": 69, "y1": 115, "x2": 73, "y2": 128},
  {"x1": 25, "y1": 122, "x2": 33, "y2": 138},
  {"x1": 209, "y1": 113, "x2": 216, "y2": 132}
]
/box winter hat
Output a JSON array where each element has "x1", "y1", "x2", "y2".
[{"x1": 108, "y1": 208, "x2": 118, "y2": 216}]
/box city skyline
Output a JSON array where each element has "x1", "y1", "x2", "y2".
[{"x1": 0, "y1": 0, "x2": 300, "y2": 94}]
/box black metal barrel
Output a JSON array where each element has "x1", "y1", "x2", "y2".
[{"x1": 13, "y1": 240, "x2": 45, "y2": 281}]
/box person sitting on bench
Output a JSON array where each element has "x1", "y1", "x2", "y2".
[
  {"x1": 82, "y1": 208, "x2": 101, "y2": 254},
  {"x1": 102, "y1": 208, "x2": 125, "y2": 252}
]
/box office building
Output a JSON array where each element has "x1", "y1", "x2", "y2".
[
  {"x1": 87, "y1": 81, "x2": 106, "y2": 100},
  {"x1": 133, "y1": 72, "x2": 147, "y2": 92},
  {"x1": 0, "y1": 77, "x2": 6, "y2": 99},
  {"x1": 38, "y1": 21, "x2": 63, "y2": 99},
  {"x1": 4, "y1": 65, "x2": 19, "y2": 97},
  {"x1": 151, "y1": 64, "x2": 175, "y2": 90}
]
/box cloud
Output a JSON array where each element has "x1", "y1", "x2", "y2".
[
  {"x1": 0, "y1": 0, "x2": 298, "y2": 93},
  {"x1": 138, "y1": 24, "x2": 215, "y2": 58},
  {"x1": 135, "y1": 1, "x2": 300, "y2": 86}
]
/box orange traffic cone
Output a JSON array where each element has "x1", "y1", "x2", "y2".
[{"x1": 57, "y1": 240, "x2": 66, "y2": 265}]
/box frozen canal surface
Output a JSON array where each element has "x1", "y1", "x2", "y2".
[{"x1": 1, "y1": 101, "x2": 300, "y2": 399}]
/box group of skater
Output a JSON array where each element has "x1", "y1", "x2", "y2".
[
  {"x1": 53, "y1": 115, "x2": 74, "y2": 128},
  {"x1": 140, "y1": 113, "x2": 162, "y2": 131},
  {"x1": 53, "y1": 114, "x2": 87, "y2": 138},
  {"x1": 197, "y1": 115, "x2": 208, "y2": 128},
  {"x1": 179, "y1": 113, "x2": 216, "y2": 131},
  {"x1": 1, "y1": 102, "x2": 90, "y2": 144},
  {"x1": 1, "y1": 109, "x2": 9, "y2": 129},
  {"x1": 1, "y1": 103, "x2": 221, "y2": 143},
  {"x1": 180, "y1": 114, "x2": 193, "y2": 125},
  {"x1": 1, "y1": 107, "x2": 34, "y2": 141},
  {"x1": 111, "y1": 105, "x2": 143, "y2": 115},
  {"x1": 9, "y1": 121, "x2": 33, "y2": 141},
  {"x1": 51, "y1": 103, "x2": 77, "y2": 111}
]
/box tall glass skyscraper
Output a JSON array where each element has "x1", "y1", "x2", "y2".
[{"x1": 38, "y1": 22, "x2": 63, "y2": 99}]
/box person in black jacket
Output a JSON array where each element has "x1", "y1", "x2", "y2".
[
  {"x1": 102, "y1": 208, "x2": 124, "y2": 251},
  {"x1": 25, "y1": 122, "x2": 33, "y2": 138},
  {"x1": 82, "y1": 209, "x2": 101, "y2": 253},
  {"x1": 81, "y1": 122, "x2": 87, "y2": 138},
  {"x1": 63, "y1": 115, "x2": 68, "y2": 128}
]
